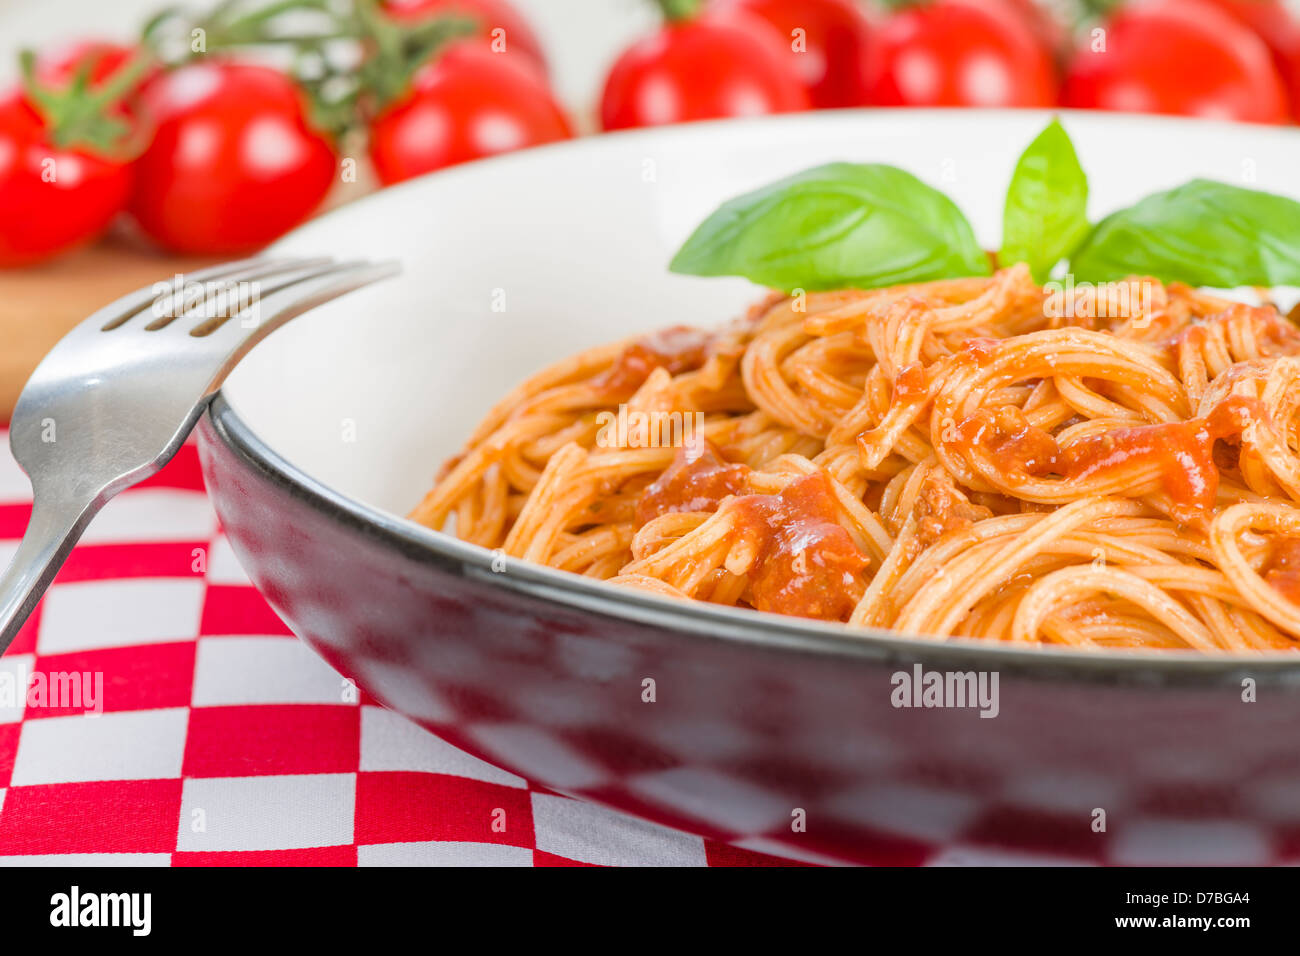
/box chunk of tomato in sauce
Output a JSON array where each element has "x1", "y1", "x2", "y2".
[
  {"x1": 596, "y1": 326, "x2": 718, "y2": 396},
  {"x1": 635, "y1": 439, "x2": 750, "y2": 525},
  {"x1": 956, "y1": 406, "x2": 1061, "y2": 478},
  {"x1": 1263, "y1": 538, "x2": 1300, "y2": 604},
  {"x1": 732, "y1": 472, "x2": 867, "y2": 621}
]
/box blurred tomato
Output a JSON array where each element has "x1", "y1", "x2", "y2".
[
  {"x1": 710, "y1": 0, "x2": 874, "y2": 107},
  {"x1": 1062, "y1": 0, "x2": 1288, "y2": 123},
  {"x1": 1205, "y1": 0, "x2": 1300, "y2": 119},
  {"x1": 128, "y1": 63, "x2": 337, "y2": 255},
  {"x1": 368, "y1": 44, "x2": 571, "y2": 185},
  {"x1": 0, "y1": 92, "x2": 133, "y2": 266},
  {"x1": 381, "y1": 0, "x2": 547, "y2": 76},
  {"x1": 864, "y1": 0, "x2": 1057, "y2": 107},
  {"x1": 600, "y1": 11, "x2": 808, "y2": 130},
  {"x1": 1000, "y1": 0, "x2": 1069, "y2": 62},
  {"x1": 0, "y1": 42, "x2": 147, "y2": 266}
]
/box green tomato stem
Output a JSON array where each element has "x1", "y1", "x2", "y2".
[
  {"x1": 654, "y1": 0, "x2": 704, "y2": 24},
  {"x1": 19, "y1": 46, "x2": 156, "y2": 156}
]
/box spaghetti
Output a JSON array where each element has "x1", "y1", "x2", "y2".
[{"x1": 412, "y1": 266, "x2": 1300, "y2": 651}]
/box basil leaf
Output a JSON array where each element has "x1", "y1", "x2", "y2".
[
  {"x1": 1070, "y1": 179, "x2": 1300, "y2": 287},
  {"x1": 1000, "y1": 119, "x2": 1089, "y2": 282},
  {"x1": 669, "y1": 162, "x2": 990, "y2": 292}
]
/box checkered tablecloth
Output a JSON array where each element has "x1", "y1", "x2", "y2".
[{"x1": 0, "y1": 429, "x2": 794, "y2": 866}]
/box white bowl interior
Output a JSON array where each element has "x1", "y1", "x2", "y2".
[{"x1": 222, "y1": 109, "x2": 1300, "y2": 516}]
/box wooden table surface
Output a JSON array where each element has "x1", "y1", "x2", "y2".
[{"x1": 0, "y1": 240, "x2": 225, "y2": 423}]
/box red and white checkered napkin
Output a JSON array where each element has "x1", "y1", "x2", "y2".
[{"x1": 0, "y1": 430, "x2": 795, "y2": 867}]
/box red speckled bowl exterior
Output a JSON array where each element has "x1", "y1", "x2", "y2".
[{"x1": 199, "y1": 397, "x2": 1300, "y2": 865}]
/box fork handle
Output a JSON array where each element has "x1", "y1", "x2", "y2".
[{"x1": 0, "y1": 492, "x2": 100, "y2": 655}]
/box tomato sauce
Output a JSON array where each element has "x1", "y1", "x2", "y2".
[
  {"x1": 1059, "y1": 397, "x2": 1259, "y2": 513},
  {"x1": 956, "y1": 337, "x2": 1000, "y2": 363},
  {"x1": 1263, "y1": 538, "x2": 1300, "y2": 604},
  {"x1": 731, "y1": 472, "x2": 867, "y2": 621},
  {"x1": 956, "y1": 406, "x2": 1061, "y2": 478},
  {"x1": 596, "y1": 326, "x2": 718, "y2": 396},
  {"x1": 914, "y1": 478, "x2": 993, "y2": 545},
  {"x1": 953, "y1": 397, "x2": 1263, "y2": 517},
  {"x1": 894, "y1": 362, "x2": 928, "y2": 401},
  {"x1": 1061, "y1": 420, "x2": 1217, "y2": 511},
  {"x1": 635, "y1": 440, "x2": 750, "y2": 525}
]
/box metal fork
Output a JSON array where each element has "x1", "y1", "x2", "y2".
[{"x1": 0, "y1": 256, "x2": 399, "y2": 652}]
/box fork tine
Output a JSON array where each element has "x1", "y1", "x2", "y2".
[
  {"x1": 181, "y1": 259, "x2": 365, "y2": 337},
  {"x1": 195, "y1": 259, "x2": 400, "y2": 362},
  {"x1": 131, "y1": 257, "x2": 341, "y2": 332},
  {"x1": 99, "y1": 256, "x2": 337, "y2": 331},
  {"x1": 96, "y1": 255, "x2": 263, "y2": 330}
]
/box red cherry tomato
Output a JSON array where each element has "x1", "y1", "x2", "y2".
[
  {"x1": 600, "y1": 12, "x2": 808, "y2": 130},
  {"x1": 0, "y1": 92, "x2": 133, "y2": 266},
  {"x1": 710, "y1": 0, "x2": 875, "y2": 108},
  {"x1": 1204, "y1": 0, "x2": 1300, "y2": 119},
  {"x1": 127, "y1": 63, "x2": 338, "y2": 255},
  {"x1": 367, "y1": 44, "x2": 572, "y2": 185},
  {"x1": 1062, "y1": 0, "x2": 1288, "y2": 124},
  {"x1": 999, "y1": 0, "x2": 1069, "y2": 63},
  {"x1": 381, "y1": 0, "x2": 547, "y2": 76},
  {"x1": 864, "y1": 0, "x2": 1057, "y2": 108}
]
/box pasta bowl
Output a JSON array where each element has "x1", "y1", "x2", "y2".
[{"x1": 198, "y1": 109, "x2": 1300, "y2": 865}]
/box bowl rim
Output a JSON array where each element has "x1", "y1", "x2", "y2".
[{"x1": 212, "y1": 108, "x2": 1300, "y2": 684}]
